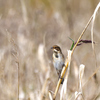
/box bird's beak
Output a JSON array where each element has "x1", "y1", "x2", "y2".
[{"x1": 51, "y1": 47, "x2": 53, "y2": 49}]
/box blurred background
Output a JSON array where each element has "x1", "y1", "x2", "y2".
[{"x1": 0, "y1": 0, "x2": 100, "y2": 100}]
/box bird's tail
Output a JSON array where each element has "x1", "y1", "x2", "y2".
[
  {"x1": 61, "y1": 78, "x2": 64, "y2": 84},
  {"x1": 58, "y1": 77, "x2": 64, "y2": 84}
]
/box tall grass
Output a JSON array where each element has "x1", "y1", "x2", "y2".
[{"x1": 0, "y1": 0, "x2": 100, "y2": 100}]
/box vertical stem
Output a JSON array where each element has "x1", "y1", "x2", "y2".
[
  {"x1": 53, "y1": 62, "x2": 69, "y2": 100},
  {"x1": 53, "y1": 15, "x2": 93, "y2": 100}
]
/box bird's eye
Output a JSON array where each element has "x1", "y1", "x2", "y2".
[{"x1": 55, "y1": 47, "x2": 60, "y2": 51}]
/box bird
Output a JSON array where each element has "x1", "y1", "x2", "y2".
[{"x1": 51, "y1": 45, "x2": 65, "y2": 84}]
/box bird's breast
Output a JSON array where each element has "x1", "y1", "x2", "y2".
[{"x1": 53, "y1": 56, "x2": 64, "y2": 71}]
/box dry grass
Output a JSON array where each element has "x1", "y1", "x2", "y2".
[{"x1": 0, "y1": 0, "x2": 100, "y2": 100}]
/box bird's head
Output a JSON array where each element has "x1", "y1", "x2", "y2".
[{"x1": 51, "y1": 45, "x2": 62, "y2": 53}]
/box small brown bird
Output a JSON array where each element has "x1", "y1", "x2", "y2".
[{"x1": 51, "y1": 45, "x2": 65, "y2": 84}]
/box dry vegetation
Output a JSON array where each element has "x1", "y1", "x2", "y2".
[{"x1": 0, "y1": 0, "x2": 100, "y2": 100}]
